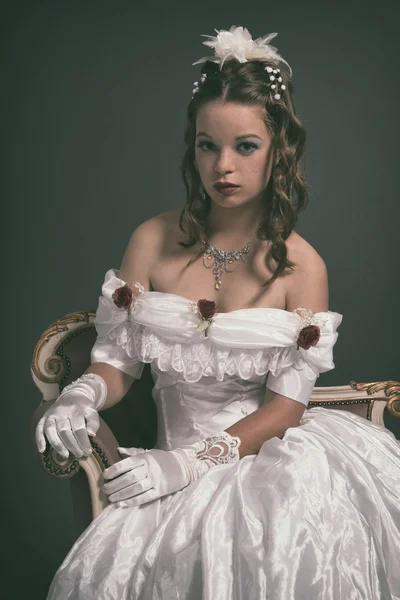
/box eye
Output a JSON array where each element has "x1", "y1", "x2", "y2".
[
  {"x1": 196, "y1": 141, "x2": 214, "y2": 152},
  {"x1": 239, "y1": 142, "x2": 258, "y2": 153},
  {"x1": 196, "y1": 141, "x2": 258, "y2": 154}
]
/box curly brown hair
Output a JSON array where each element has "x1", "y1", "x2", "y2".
[{"x1": 178, "y1": 59, "x2": 309, "y2": 287}]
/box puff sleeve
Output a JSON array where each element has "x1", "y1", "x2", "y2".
[
  {"x1": 265, "y1": 309, "x2": 343, "y2": 406},
  {"x1": 90, "y1": 269, "x2": 145, "y2": 379}
]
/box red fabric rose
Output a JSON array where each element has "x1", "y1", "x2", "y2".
[
  {"x1": 297, "y1": 325, "x2": 320, "y2": 350},
  {"x1": 112, "y1": 284, "x2": 133, "y2": 309},
  {"x1": 197, "y1": 299, "x2": 218, "y2": 319}
]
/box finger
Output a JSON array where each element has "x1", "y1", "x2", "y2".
[
  {"x1": 56, "y1": 418, "x2": 85, "y2": 458},
  {"x1": 118, "y1": 488, "x2": 157, "y2": 508},
  {"x1": 108, "y1": 476, "x2": 153, "y2": 503},
  {"x1": 103, "y1": 464, "x2": 148, "y2": 495},
  {"x1": 70, "y1": 415, "x2": 93, "y2": 455},
  {"x1": 35, "y1": 416, "x2": 46, "y2": 453},
  {"x1": 85, "y1": 409, "x2": 100, "y2": 437},
  {"x1": 103, "y1": 457, "x2": 146, "y2": 480},
  {"x1": 44, "y1": 418, "x2": 70, "y2": 458}
]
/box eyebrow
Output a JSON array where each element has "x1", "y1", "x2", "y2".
[{"x1": 196, "y1": 132, "x2": 263, "y2": 141}]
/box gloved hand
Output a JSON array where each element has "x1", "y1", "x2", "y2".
[
  {"x1": 35, "y1": 373, "x2": 107, "y2": 459},
  {"x1": 102, "y1": 431, "x2": 241, "y2": 507}
]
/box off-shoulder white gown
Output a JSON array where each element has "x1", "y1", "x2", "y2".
[{"x1": 46, "y1": 269, "x2": 400, "y2": 600}]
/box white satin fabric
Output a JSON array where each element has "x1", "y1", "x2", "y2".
[
  {"x1": 46, "y1": 270, "x2": 400, "y2": 599},
  {"x1": 91, "y1": 269, "x2": 342, "y2": 407}
]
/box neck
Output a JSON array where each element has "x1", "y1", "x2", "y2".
[{"x1": 205, "y1": 199, "x2": 264, "y2": 250}]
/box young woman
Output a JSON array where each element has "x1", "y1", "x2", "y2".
[{"x1": 37, "y1": 26, "x2": 400, "y2": 600}]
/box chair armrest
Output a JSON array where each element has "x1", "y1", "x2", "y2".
[
  {"x1": 29, "y1": 311, "x2": 157, "y2": 526},
  {"x1": 30, "y1": 399, "x2": 124, "y2": 521},
  {"x1": 310, "y1": 380, "x2": 400, "y2": 427},
  {"x1": 30, "y1": 399, "x2": 122, "y2": 478}
]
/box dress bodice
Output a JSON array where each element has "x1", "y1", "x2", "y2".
[{"x1": 91, "y1": 269, "x2": 343, "y2": 450}]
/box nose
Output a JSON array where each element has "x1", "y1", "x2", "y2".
[{"x1": 214, "y1": 149, "x2": 235, "y2": 175}]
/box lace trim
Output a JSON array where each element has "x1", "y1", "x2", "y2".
[
  {"x1": 195, "y1": 431, "x2": 241, "y2": 465},
  {"x1": 179, "y1": 431, "x2": 241, "y2": 482},
  {"x1": 293, "y1": 307, "x2": 328, "y2": 336},
  {"x1": 103, "y1": 321, "x2": 312, "y2": 383}
]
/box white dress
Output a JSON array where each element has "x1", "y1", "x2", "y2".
[{"x1": 46, "y1": 269, "x2": 400, "y2": 600}]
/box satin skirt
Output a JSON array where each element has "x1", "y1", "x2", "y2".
[{"x1": 46, "y1": 407, "x2": 400, "y2": 600}]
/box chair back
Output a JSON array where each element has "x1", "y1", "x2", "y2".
[{"x1": 31, "y1": 311, "x2": 157, "y2": 450}]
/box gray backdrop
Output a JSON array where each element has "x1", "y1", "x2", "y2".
[{"x1": 2, "y1": 1, "x2": 399, "y2": 598}]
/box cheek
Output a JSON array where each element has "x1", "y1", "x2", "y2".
[
  {"x1": 195, "y1": 152, "x2": 210, "y2": 170},
  {"x1": 248, "y1": 152, "x2": 270, "y2": 179}
]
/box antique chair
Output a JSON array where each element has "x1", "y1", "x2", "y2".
[{"x1": 30, "y1": 311, "x2": 400, "y2": 536}]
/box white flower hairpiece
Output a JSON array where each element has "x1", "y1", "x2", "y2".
[
  {"x1": 191, "y1": 26, "x2": 291, "y2": 100},
  {"x1": 192, "y1": 25, "x2": 292, "y2": 75}
]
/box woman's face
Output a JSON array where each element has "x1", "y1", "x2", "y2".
[{"x1": 195, "y1": 101, "x2": 275, "y2": 209}]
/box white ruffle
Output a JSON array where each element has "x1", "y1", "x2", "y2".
[
  {"x1": 105, "y1": 320, "x2": 304, "y2": 383},
  {"x1": 92, "y1": 269, "x2": 343, "y2": 384}
]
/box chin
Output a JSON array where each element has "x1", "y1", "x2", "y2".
[
  {"x1": 211, "y1": 197, "x2": 243, "y2": 208},
  {"x1": 209, "y1": 189, "x2": 254, "y2": 208}
]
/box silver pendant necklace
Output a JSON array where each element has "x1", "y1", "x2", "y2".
[{"x1": 201, "y1": 237, "x2": 254, "y2": 290}]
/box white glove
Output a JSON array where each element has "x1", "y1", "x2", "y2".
[
  {"x1": 102, "y1": 431, "x2": 241, "y2": 507},
  {"x1": 35, "y1": 373, "x2": 107, "y2": 459}
]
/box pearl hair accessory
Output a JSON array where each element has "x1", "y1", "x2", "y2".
[
  {"x1": 192, "y1": 73, "x2": 207, "y2": 97},
  {"x1": 191, "y1": 25, "x2": 291, "y2": 100}
]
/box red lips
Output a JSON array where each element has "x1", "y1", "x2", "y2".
[{"x1": 214, "y1": 182, "x2": 239, "y2": 189}]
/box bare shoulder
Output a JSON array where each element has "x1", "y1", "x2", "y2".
[
  {"x1": 119, "y1": 211, "x2": 174, "y2": 290},
  {"x1": 285, "y1": 231, "x2": 329, "y2": 312},
  {"x1": 286, "y1": 231, "x2": 328, "y2": 275}
]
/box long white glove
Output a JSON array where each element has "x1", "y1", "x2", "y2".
[
  {"x1": 35, "y1": 373, "x2": 107, "y2": 459},
  {"x1": 102, "y1": 431, "x2": 242, "y2": 507}
]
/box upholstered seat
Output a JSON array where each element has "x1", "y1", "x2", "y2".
[{"x1": 30, "y1": 311, "x2": 400, "y2": 536}]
